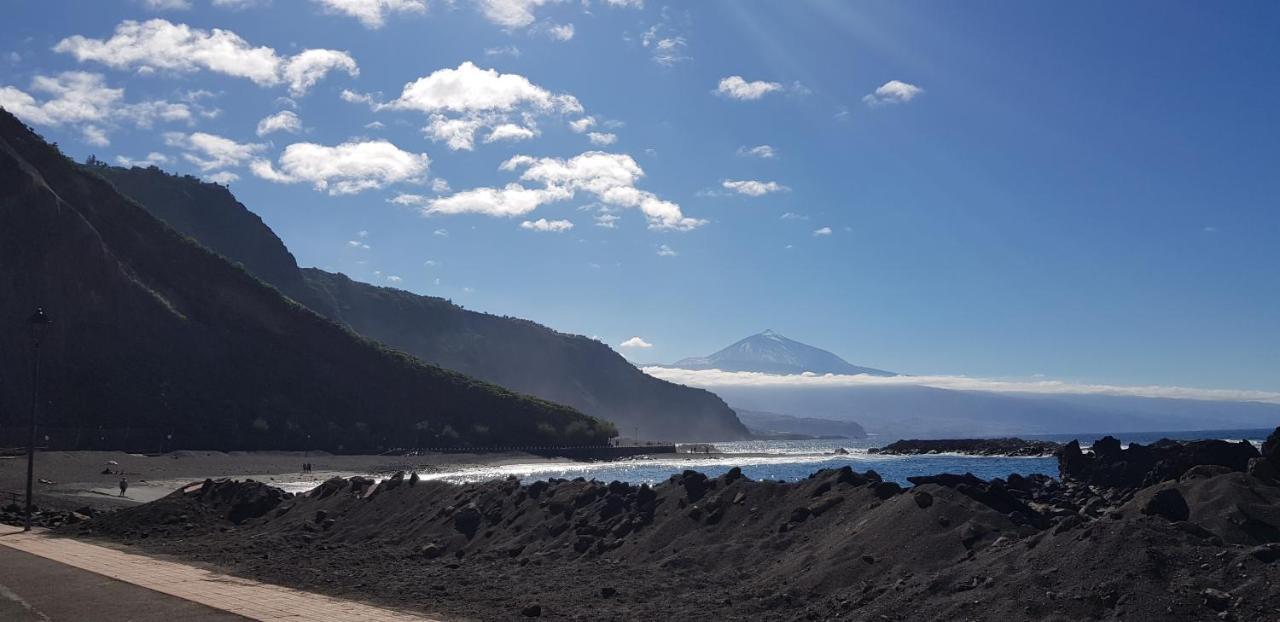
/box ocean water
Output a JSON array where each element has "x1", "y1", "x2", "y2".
[{"x1": 273, "y1": 428, "x2": 1272, "y2": 494}]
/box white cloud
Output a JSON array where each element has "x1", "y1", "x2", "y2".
[
  {"x1": 426, "y1": 184, "x2": 570, "y2": 217},
  {"x1": 594, "y1": 212, "x2": 619, "y2": 228},
  {"x1": 251, "y1": 139, "x2": 429, "y2": 194},
  {"x1": 569, "y1": 116, "x2": 596, "y2": 133},
  {"x1": 476, "y1": 0, "x2": 564, "y2": 28},
  {"x1": 0, "y1": 71, "x2": 192, "y2": 145},
  {"x1": 541, "y1": 23, "x2": 575, "y2": 41},
  {"x1": 722, "y1": 179, "x2": 788, "y2": 196},
  {"x1": 641, "y1": 367, "x2": 1280, "y2": 405},
  {"x1": 140, "y1": 0, "x2": 191, "y2": 10},
  {"x1": 476, "y1": 0, "x2": 640, "y2": 29},
  {"x1": 212, "y1": 0, "x2": 265, "y2": 8},
  {"x1": 365, "y1": 120, "x2": 385, "y2": 129},
  {"x1": 656, "y1": 244, "x2": 677, "y2": 257},
  {"x1": 862, "y1": 80, "x2": 923, "y2": 106},
  {"x1": 425, "y1": 151, "x2": 705, "y2": 231},
  {"x1": 716, "y1": 76, "x2": 782, "y2": 100},
  {"x1": 385, "y1": 275, "x2": 402, "y2": 282},
  {"x1": 642, "y1": 26, "x2": 689, "y2": 66},
  {"x1": 205, "y1": 171, "x2": 240, "y2": 184},
  {"x1": 780, "y1": 212, "x2": 808, "y2": 221},
  {"x1": 433, "y1": 228, "x2": 448, "y2": 236},
  {"x1": 357, "y1": 230, "x2": 370, "y2": 238},
  {"x1": 54, "y1": 20, "x2": 358, "y2": 96},
  {"x1": 485, "y1": 123, "x2": 538, "y2": 143},
  {"x1": 347, "y1": 239, "x2": 371, "y2": 249},
  {"x1": 737, "y1": 144, "x2": 775, "y2": 159},
  {"x1": 164, "y1": 131, "x2": 265, "y2": 171},
  {"x1": 619, "y1": 336, "x2": 653, "y2": 349},
  {"x1": 520, "y1": 218, "x2": 574, "y2": 232},
  {"x1": 431, "y1": 178, "x2": 451, "y2": 193},
  {"x1": 354, "y1": 62, "x2": 582, "y2": 151},
  {"x1": 115, "y1": 152, "x2": 170, "y2": 167},
  {"x1": 256, "y1": 110, "x2": 302, "y2": 136},
  {"x1": 587, "y1": 131, "x2": 617, "y2": 145},
  {"x1": 484, "y1": 45, "x2": 521, "y2": 57},
  {"x1": 311, "y1": 0, "x2": 426, "y2": 28},
  {"x1": 812, "y1": 226, "x2": 832, "y2": 236}
]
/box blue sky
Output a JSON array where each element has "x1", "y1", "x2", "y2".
[{"x1": 3, "y1": 1, "x2": 1278, "y2": 393}]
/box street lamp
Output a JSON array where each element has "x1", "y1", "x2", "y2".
[{"x1": 25, "y1": 307, "x2": 50, "y2": 532}]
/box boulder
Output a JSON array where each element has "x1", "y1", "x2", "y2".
[
  {"x1": 1141, "y1": 488, "x2": 1190, "y2": 522},
  {"x1": 454, "y1": 505, "x2": 482, "y2": 538},
  {"x1": 1060, "y1": 437, "x2": 1259, "y2": 489}
]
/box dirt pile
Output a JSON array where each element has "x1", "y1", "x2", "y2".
[{"x1": 65, "y1": 431, "x2": 1280, "y2": 620}]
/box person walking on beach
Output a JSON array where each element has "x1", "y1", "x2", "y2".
[{"x1": 118, "y1": 477, "x2": 128, "y2": 497}]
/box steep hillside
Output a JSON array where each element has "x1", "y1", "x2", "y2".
[
  {"x1": 0, "y1": 109, "x2": 612, "y2": 451},
  {"x1": 671, "y1": 329, "x2": 895, "y2": 376},
  {"x1": 300, "y1": 270, "x2": 747, "y2": 441},
  {"x1": 93, "y1": 165, "x2": 749, "y2": 442}
]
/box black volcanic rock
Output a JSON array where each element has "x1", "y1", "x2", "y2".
[
  {"x1": 1059, "y1": 436, "x2": 1260, "y2": 489},
  {"x1": 92, "y1": 165, "x2": 748, "y2": 442},
  {"x1": 0, "y1": 109, "x2": 612, "y2": 451},
  {"x1": 872, "y1": 438, "x2": 1061, "y2": 456}
]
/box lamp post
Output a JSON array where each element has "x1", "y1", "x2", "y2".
[{"x1": 25, "y1": 307, "x2": 50, "y2": 532}]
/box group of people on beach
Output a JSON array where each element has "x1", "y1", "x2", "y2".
[{"x1": 302, "y1": 462, "x2": 314, "y2": 473}]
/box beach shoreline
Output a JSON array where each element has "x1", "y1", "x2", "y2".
[{"x1": 0, "y1": 448, "x2": 834, "y2": 510}]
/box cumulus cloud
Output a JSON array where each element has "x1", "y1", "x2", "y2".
[
  {"x1": 350, "y1": 61, "x2": 581, "y2": 150},
  {"x1": 311, "y1": 0, "x2": 426, "y2": 28},
  {"x1": 862, "y1": 80, "x2": 923, "y2": 106},
  {"x1": 520, "y1": 218, "x2": 574, "y2": 232},
  {"x1": 424, "y1": 151, "x2": 705, "y2": 231},
  {"x1": 656, "y1": 244, "x2": 677, "y2": 257},
  {"x1": 619, "y1": 336, "x2": 653, "y2": 349},
  {"x1": 205, "y1": 171, "x2": 240, "y2": 184},
  {"x1": 812, "y1": 226, "x2": 832, "y2": 236},
  {"x1": 587, "y1": 131, "x2": 617, "y2": 145},
  {"x1": 251, "y1": 139, "x2": 429, "y2": 194},
  {"x1": 722, "y1": 179, "x2": 788, "y2": 196},
  {"x1": 0, "y1": 71, "x2": 192, "y2": 145},
  {"x1": 164, "y1": 131, "x2": 264, "y2": 171},
  {"x1": 115, "y1": 152, "x2": 170, "y2": 167},
  {"x1": 256, "y1": 110, "x2": 302, "y2": 136},
  {"x1": 716, "y1": 76, "x2": 782, "y2": 100},
  {"x1": 54, "y1": 19, "x2": 358, "y2": 95},
  {"x1": 568, "y1": 116, "x2": 595, "y2": 133},
  {"x1": 737, "y1": 144, "x2": 775, "y2": 159},
  {"x1": 485, "y1": 123, "x2": 539, "y2": 143},
  {"x1": 780, "y1": 212, "x2": 808, "y2": 221},
  {"x1": 642, "y1": 367, "x2": 1280, "y2": 405}
]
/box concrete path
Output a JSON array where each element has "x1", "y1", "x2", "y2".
[{"x1": 0, "y1": 525, "x2": 439, "y2": 621}]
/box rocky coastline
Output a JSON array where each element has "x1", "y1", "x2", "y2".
[
  {"x1": 869, "y1": 437, "x2": 1063, "y2": 457},
  {"x1": 23, "y1": 429, "x2": 1280, "y2": 620}
]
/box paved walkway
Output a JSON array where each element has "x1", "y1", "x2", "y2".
[{"x1": 0, "y1": 525, "x2": 439, "y2": 621}]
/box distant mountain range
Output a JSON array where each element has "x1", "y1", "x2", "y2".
[
  {"x1": 670, "y1": 329, "x2": 895, "y2": 376},
  {"x1": 94, "y1": 163, "x2": 748, "y2": 442},
  {"x1": 657, "y1": 330, "x2": 1280, "y2": 439},
  {"x1": 0, "y1": 110, "x2": 612, "y2": 451}
]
